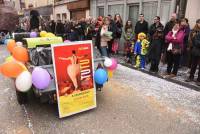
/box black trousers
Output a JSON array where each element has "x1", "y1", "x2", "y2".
[
  {"x1": 166, "y1": 51, "x2": 181, "y2": 75},
  {"x1": 189, "y1": 55, "x2": 200, "y2": 81},
  {"x1": 150, "y1": 59, "x2": 159, "y2": 72},
  {"x1": 108, "y1": 40, "x2": 114, "y2": 55}
]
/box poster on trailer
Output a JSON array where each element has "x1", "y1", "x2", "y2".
[{"x1": 51, "y1": 41, "x2": 96, "y2": 118}]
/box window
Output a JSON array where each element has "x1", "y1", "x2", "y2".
[
  {"x1": 56, "y1": 14, "x2": 61, "y2": 20},
  {"x1": 98, "y1": 7, "x2": 104, "y2": 17},
  {"x1": 142, "y1": 2, "x2": 158, "y2": 25},
  {"x1": 108, "y1": 4, "x2": 124, "y2": 19},
  {"x1": 62, "y1": 13, "x2": 67, "y2": 21},
  {"x1": 128, "y1": 4, "x2": 139, "y2": 28}
]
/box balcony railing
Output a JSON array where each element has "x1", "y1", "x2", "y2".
[
  {"x1": 2, "y1": 1, "x2": 15, "y2": 7},
  {"x1": 54, "y1": 0, "x2": 78, "y2": 5}
]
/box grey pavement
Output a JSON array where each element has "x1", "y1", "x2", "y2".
[{"x1": 0, "y1": 45, "x2": 200, "y2": 134}]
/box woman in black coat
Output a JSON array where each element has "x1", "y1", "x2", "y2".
[
  {"x1": 185, "y1": 19, "x2": 200, "y2": 86},
  {"x1": 148, "y1": 28, "x2": 164, "y2": 72}
]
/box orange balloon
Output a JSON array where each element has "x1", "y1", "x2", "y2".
[
  {"x1": 7, "y1": 40, "x2": 16, "y2": 53},
  {"x1": 12, "y1": 46, "x2": 29, "y2": 62},
  {"x1": 0, "y1": 61, "x2": 25, "y2": 78}
]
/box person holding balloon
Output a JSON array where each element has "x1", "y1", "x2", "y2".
[{"x1": 94, "y1": 57, "x2": 118, "y2": 88}]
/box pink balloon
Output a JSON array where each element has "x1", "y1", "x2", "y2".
[
  {"x1": 64, "y1": 40, "x2": 71, "y2": 43},
  {"x1": 108, "y1": 58, "x2": 118, "y2": 70}
]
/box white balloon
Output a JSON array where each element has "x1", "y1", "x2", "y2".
[
  {"x1": 104, "y1": 57, "x2": 112, "y2": 67},
  {"x1": 16, "y1": 42, "x2": 23, "y2": 47},
  {"x1": 15, "y1": 71, "x2": 32, "y2": 92}
]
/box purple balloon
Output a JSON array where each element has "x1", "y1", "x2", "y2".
[
  {"x1": 30, "y1": 32, "x2": 37, "y2": 38},
  {"x1": 64, "y1": 40, "x2": 71, "y2": 43},
  {"x1": 32, "y1": 67, "x2": 51, "y2": 90}
]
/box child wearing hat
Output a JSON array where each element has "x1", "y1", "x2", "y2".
[{"x1": 134, "y1": 32, "x2": 150, "y2": 69}]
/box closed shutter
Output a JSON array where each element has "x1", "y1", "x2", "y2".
[{"x1": 71, "y1": 10, "x2": 86, "y2": 20}]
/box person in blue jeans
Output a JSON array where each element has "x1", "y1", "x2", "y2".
[{"x1": 96, "y1": 17, "x2": 113, "y2": 57}]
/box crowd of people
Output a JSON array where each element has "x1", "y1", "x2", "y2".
[{"x1": 2, "y1": 9, "x2": 200, "y2": 86}]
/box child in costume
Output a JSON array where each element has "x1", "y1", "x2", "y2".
[
  {"x1": 124, "y1": 24, "x2": 135, "y2": 64},
  {"x1": 134, "y1": 32, "x2": 149, "y2": 69}
]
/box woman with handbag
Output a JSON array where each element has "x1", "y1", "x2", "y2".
[
  {"x1": 164, "y1": 20, "x2": 185, "y2": 78},
  {"x1": 185, "y1": 19, "x2": 200, "y2": 86}
]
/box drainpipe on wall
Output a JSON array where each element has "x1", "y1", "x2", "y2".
[
  {"x1": 139, "y1": 0, "x2": 143, "y2": 14},
  {"x1": 104, "y1": 0, "x2": 108, "y2": 16},
  {"x1": 123, "y1": 0, "x2": 127, "y2": 25},
  {"x1": 157, "y1": 0, "x2": 161, "y2": 16},
  {"x1": 53, "y1": 0, "x2": 55, "y2": 20}
]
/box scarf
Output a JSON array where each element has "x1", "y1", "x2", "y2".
[{"x1": 167, "y1": 29, "x2": 178, "y2": 51}]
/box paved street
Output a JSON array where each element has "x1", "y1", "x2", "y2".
[{"x1": 0, "y1": 45, "x2": 200, "y2": 134}]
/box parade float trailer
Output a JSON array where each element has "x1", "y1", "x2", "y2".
[{"x1": 1, "y1": 32, "x2": 116, "y2": 118}]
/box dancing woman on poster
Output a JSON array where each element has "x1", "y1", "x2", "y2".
[{"x1": 59, "y1": 50, "x2": 85, "y2": 90}]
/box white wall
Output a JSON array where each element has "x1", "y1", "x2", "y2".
[{"x1": 185, "y1": 0, "x2": 200, "y2": 28}]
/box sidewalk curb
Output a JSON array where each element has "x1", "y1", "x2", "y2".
[{"x1": 120, "y1": 63, "x2": 200, "y2": 92}]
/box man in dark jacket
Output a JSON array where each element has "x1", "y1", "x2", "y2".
[
  {"x1": 30, "y1": 9, "x2": 40, "y2": 31},
  {"x1": 50, "y1": 20, "x2": 56, "y2": 33},
  {"x1": 164, "y1": 13, "x2": 177, "y2": 36},
  {"x1": 135, "y1": 14, "x2": 148, "y2": 36},
  {"x1": 149, "y1": 16, "x2": 164, "y2": 40},
  {"x1": 55, "y1": 20, "x2": 64, "y2": 37}
]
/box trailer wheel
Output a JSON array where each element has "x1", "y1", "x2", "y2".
[{"x1": 16, "y1": 90, "x2": 28, "y2": 105}]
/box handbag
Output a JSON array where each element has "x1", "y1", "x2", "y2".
[{"x1": 172, "y1": 44, "x2": 182, "y2": 54}]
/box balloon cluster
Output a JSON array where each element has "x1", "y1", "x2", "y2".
[
  {"x1": 0, "y1": 38, "x2": 52, "y2": 92},
  {"x1": 40, "y1": 31, "x2": 55, "y2": 38},
  {"x1": 94, "y1": 58, "x2": 118, "y2": 85}
]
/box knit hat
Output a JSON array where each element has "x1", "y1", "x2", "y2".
[{"x1": 196, "y1": 19, "x2": 200, "y2": 24}]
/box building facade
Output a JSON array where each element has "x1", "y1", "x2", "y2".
[
  {"x1": 54, "y1": 0, "x2": 90, "y2": 21},
  {"x1": 24, "y1": 0, "x2": 54, "y2": 20},
  {"x1": 185, "y1": 0, "x2": 200, "y2": 27},
  {"x1": 90, "y1": 0, "x2": 176, "y2": 26}
]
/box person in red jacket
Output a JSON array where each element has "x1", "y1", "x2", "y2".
[{"x1": 164, "y1": 20, "x2": 185, "y2": 78}]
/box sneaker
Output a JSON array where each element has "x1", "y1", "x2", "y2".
[
  {"x1": 162, "y1": 72, "x2": 170, "y2": 77},
  {"x1": 169, "y1": 74, "x2": 176, "y2": 78},
  {"x1": 165, "y1": 74, "x2": 176, "y2": 79},
  {"x1": 185, "y1": 78, "x2": 193, "y2": 82}
]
